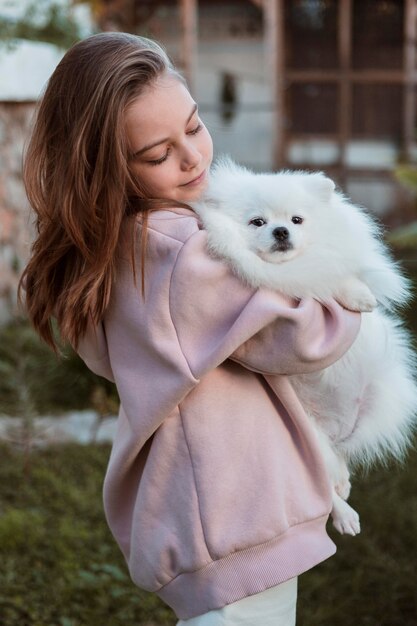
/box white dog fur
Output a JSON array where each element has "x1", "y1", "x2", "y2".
[{"x1": 191, "y1": 156, "x2": 417, "y2": 536}]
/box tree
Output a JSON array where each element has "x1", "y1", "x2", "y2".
[
  {"x1": 388, "y1": 166, "x2": 417, "y2": 250},
  {"x1": 0, "y1": 0, "x2": 85, "y2": 49}
]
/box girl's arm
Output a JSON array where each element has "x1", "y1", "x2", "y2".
[
  {"x1": 74, "y1": 223, "x2": 359, "y2": 451},
  {"x1": 76, "y1": 225, "x2": 360, "y2": 388},
  {"x1": 229, "y1": 295, "x2": 360, "y2": 376},
  {"x1": 170, "y1": 229, "x2": 361, "y2": 379}
]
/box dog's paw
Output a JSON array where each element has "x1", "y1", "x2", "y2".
[
  {"x1": 331, "y1": 497, "x2": 361, "y2": 536},
  {"x1": 335, "y1": 278, "x2": 377, "y2": 312},
  {"x1": 334, "y1": 460, "x2": 352, "y2": 500},
  {"x1": 335, "y1": 476, "x2": 352, "y2": 501},
  {"x1": 348, "y1": 293, "x2": 377, "y2": 312}
]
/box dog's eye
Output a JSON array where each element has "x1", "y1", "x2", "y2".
[
  {"x1": 249, "y1": 217, "x2": 266, "y2": 227},
  {"x1": 292, "y1": 216, "x2": 303, "y2": 224}
]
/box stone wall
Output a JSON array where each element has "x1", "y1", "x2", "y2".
[{"x1": 0, "y1": 101, "x2": 36, "y2": 324}]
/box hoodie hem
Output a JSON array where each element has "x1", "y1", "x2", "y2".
[{"x1": 156, "y1": 514, "x2": 335, "y2": 619}]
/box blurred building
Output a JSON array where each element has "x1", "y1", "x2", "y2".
[
  {"x1": 0, "y1": 0, "x2": 416, "y2": 324},
  {"x1": 97, "y1": 0, "x2": 417, "y2": 220},
  {"x1": 0, "y1": 41, "x2": 66, "y2": 324},
  {"x1": 274, "y1": 0, "x2": 417, "y2": 226},
  {"x1": 0, "y1": 0, "x2": 91, "y2": 323}
]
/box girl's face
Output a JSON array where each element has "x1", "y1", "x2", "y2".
[{"x1": 125, "y1": 74, "x2": 213, "y2": 203}]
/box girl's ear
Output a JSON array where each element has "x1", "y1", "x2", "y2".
[{"x1": 303, "y1": 172, "x2": 335, "y2": 202}]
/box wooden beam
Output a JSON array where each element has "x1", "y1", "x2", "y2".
[
  {"x1": 281, "y1": 158, "x2": 396, "y2": 179},
  {"x1": 338, "y1": 0, "x2": 351, "y2": 184},
  {"x1": 286, "y1": 70, "x2": 413, "y2": 83},
  {"x1": 179, "y1": 0, "x2": 198, "y2": 95},
  {"x1": 404, "y1": 0, "x2": 417, "y2": 160},
  {"x1": 264, "y1": 0, "x2": 285, "y2": 169}
]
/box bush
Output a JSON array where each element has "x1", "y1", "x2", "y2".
[
  {"x1": 0, "y1": 318, "x2": 118, "y2": 418},
  {"x1": 0, "y1": 443, "x2": 176, "y2": 626},
  {"x1": 0, "y1": 442, "x2": 416, "y2": 625}
]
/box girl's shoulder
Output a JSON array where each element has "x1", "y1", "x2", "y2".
[
  {"x1": 117, "y1": 206, "x2": 204, "y2": 266},
  {"x1": 145, "y1": 206, "x2": 203, "y2": 244}
]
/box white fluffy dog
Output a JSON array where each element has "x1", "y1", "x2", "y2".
[{"x1": 191, "y1": 157, "x2": 417, "y2": 536}]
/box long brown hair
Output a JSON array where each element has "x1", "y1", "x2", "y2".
[{"x1": 18, "y1": 32, "x2": 191, "y2": 356}]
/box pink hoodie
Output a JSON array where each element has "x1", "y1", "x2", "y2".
[{"x1": 76, "y1": 206, "x2": 361, "y2": 619}]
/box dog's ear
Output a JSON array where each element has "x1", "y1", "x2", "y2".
[
  {"x1": 303, "y1": 172, "x2": 335, "y2": 202},
  {"x1": 211, "y1": 154, "x2": 251, "y2": 178}
]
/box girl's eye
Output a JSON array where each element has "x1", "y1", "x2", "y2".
[
  {"x1": 146, "y1": 123, "x2": 202, "y2": 166},
  {"x1": 148, "y1": 147, "x2": 171, "y2": 166},
  {"x1": 292, "y1": 216, "x2": 303, "y2": 224},
  {"x1": 249, "y1": 217, "x2": 266, "y2": 227},
  {"x1": 187, "y1": 122, "x2": 202, "y2": 135}
]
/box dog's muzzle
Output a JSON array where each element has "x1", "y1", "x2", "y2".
[
  {"x1": 273, "y1": 226, "x2": 289, "y2": 241},
  {"x1": 271, "y1": 226, "x2": 293, "y2": 252}
]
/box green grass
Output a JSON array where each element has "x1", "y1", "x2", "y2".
[
  {"x1": 299, "y1": 448, "x2": 417, "y2": 626},
  {"x1": 0, "y1": 318, "x2": 118, "y2": 418},
  {"x1": 0, "y1": 443, "x2": 176, "y2": 626},
  {"x1": 0, "y1": 441, "x2": 416, "y2": 625}
]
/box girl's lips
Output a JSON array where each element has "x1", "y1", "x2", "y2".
[{"x1": 180, "y1": 169, "x2": 206, "y2": 187}]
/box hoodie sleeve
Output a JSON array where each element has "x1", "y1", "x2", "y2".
[
  {"x1": 76, "y1": 222, "x2": 360, "y2": 422},
  {"x1": 170, "y1": 229, "x2": 361, "y2": 378}
]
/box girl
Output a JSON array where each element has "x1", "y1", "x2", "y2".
[{"x1": 19, "y1": 32, "x2": 361, "y2": 625}]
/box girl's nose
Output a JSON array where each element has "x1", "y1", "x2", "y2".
[{"x1": 181, "y1": 142, "x2": 202, "y2": 170}]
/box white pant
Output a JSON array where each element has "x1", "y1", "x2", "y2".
[{"x1": 176, "y1": 577, "x2": 298, "y2": 626}]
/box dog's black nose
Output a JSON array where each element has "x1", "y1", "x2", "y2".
[{"x1": 273, "y1": 226, "x2": 289, "y2": 241}]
